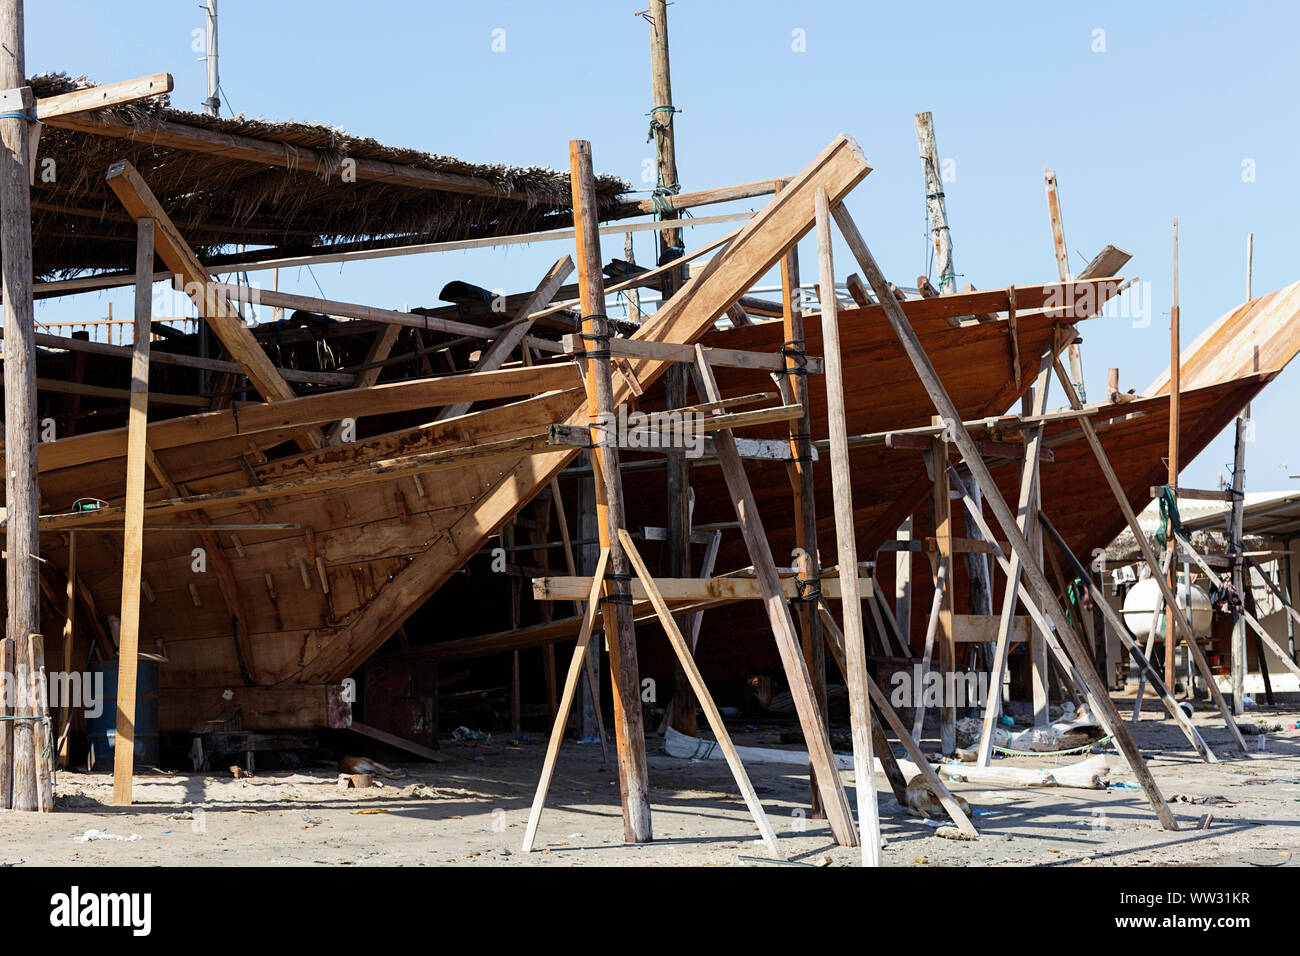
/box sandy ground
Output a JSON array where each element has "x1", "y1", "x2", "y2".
[{"x1": 3, "y1": 695, "x2": 1299, "y2": 867}]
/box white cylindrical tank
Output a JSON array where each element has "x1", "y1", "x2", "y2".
[{"x1": 1120, "y1": 576, "x2": 1213, "y2": 641}]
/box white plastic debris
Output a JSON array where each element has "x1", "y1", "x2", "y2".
[{"x1": 74, "y1": 829, "x2": 141, "y2": 844}]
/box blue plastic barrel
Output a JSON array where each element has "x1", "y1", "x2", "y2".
[{"x1": 85, "y1": 660, "x2": 160, "y2": 769}]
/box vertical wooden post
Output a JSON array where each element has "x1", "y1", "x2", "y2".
[
  {"x1": 1044, "y1": 169, "x2": 1084, "y2": 398},
  {"x1": 1, "y1": 0, "x2": 40, "y2": 813},
  {"x1": 0, "y1": 637, "x2": 12, "y2": 808},
  {"x1": 930, "y1": 430, "x2": 956, "y2": 754},
  {"x1": 569, "y1": 140, "x2": 652, "y2": 843},
  {"x1": 111, "y1": 218, "x2": 155, "y2": 806},
  {"x1": 779, "y1": 181, "x2": 826, "y2": 817},
  {"x1": 29, "y1": 632, "x2": 51, "y2": 811},
  {"x1": 1167, "y1": 218, "x2": 1181, "y2": 693},
  {"x1": 814, "y1": 188, "x2": 880, "y2": 864},
  {"x1": 59, "y1": 532, "x2": 76, "y2": 767},
  {"x1": 895, "y1": 516, "x2": 913, "y2": 640},
  {"x1": 1230, "y1": 418, "x2": 1248, "y2": 714}
]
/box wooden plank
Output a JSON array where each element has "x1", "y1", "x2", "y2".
[
  {"x1": 930, "y1": 431, "x2": 956, "y2": 754},
  {"x1": 534, "y1": 572, "x2": 873, "y2": 602},
  {"x1": 832, "y1": 201, "x2": 1180, "y2": 831},
  {"x1": 693, "y1": 344, "x2": 859, "y2": 846},
  {"x1": 104, "y1": 160, "x2": 324, "y2": 451},
  {"x1": 349, "y1": 720, "x2": 449, "y2": 762},
  {"x1": 563, "y1": 334, "x2": 825, "y2": 375},
  {"x1": 621, "y1": 530, "x2": 783, "y2": 858},
  {"x1": 522, "y1": 549, "x2": 609, "y2": 852},
  {"x1": 35, "y1": 72, "x2": 172, "y2": 120},
  {"x1": 111, "y1": 218, "x2": 154, "y2": 806},
  {"x1": 610, "y1": 179, "x2": 781, "y2": 218},
  {"x1": 952, "y1": 614, "x2": 1032, "y2": 644},
  {"x1": 815, "y1": 188, "x2": 880, "y2": 863},
  {"x1": 34, "y1": 364, "x2": 581, "y2": 474}
]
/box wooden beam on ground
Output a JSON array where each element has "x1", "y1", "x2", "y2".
[
  {"x1": 104, "y1": 160, "x2": 323, "y2": 451},
  {"x1": 814, "y1": 188, "x2": 880, "y2": 863},
  {"x1": 693, "y1": 344, "x2": 859, "y2": 846},
  {"x1": 111, "y1": 218, "x2": 154, "y2": 806},
  {"x1": 832, "y1": 200, "x2": 1179, "y2": 830},
  {"x1": 348, "y1": 720, "x2": 449, "y2": 762}
]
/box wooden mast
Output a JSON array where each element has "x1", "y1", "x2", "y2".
[
  {"x1": 569, "y1": 139, "x2": 653, "y2": 843},
  {"x1": 1, "y1": 0, "x2": 40, "y2": 811},
  {"x1": 915, "y1": 112, "x2": 992, "y2": 629},
  {"x1": 647, "y1": 0, "x2": 698, "y2": 737}
]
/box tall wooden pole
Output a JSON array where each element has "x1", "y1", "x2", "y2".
[
  {"x1": 647, "y1": 0, "x2": 697, "y2": 737},
  {"x1": 58, "y1": 532, "x2": 76, "y2": 767},
  {"x1": 1, "y1": 0, "x2": 40, "y2": 812},
  {"x1": 569, "y1": 140, "x2": 652, "y2": 843},
  {"x1": 202, "y1": 0, "x2": 220, "y2": 116},
  {"x1": 112, "y1": 218, "x2": 155, "y2": 806},
  {"x1": 1044, "y1": 170, "x2": 1085, "y2": 398},
  {"x1": 815, "y1": 189, "x2": 880, "y2": 864},
  {"x1": 1166, "y1": 218, "x2": 1180, "y2": 692}
]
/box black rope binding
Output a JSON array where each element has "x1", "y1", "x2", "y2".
[{"x1": 780, "y1": 339, "x2": 809, "y2": 377}]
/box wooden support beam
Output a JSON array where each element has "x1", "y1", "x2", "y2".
[
  {"x1": 29, "y1": 632, "x2": 51, "y2": 811},
  {"x1": 1046, "y1": 359, "x2": 1248, "y2": 752},
  {"x1": 562, "y1": 333, "x2": 824, "y2": 375},
  {"x1": 621, "y1": 530, "x2": 783, "y2": 858},
  {"x1": 1175, "y1": 530, "x2": 1300, "y2": 683},
  {"x1": 34, "y1": 72, "x2": 172, "y2": 120},
  {"x1": 58, "y1": 532, "x2": 76, "y2": 767},
  {"x1": 533, "y1": 572, "x2": 873, "y2": 603},
  {"x1": 930, "y1": 431, "x2": 957, "y2": 755},
  {"x1": 570, "y1": 139, "x2": 652, "y2": 844},
  {"x1": 1039, "y1": 514, "x2": 1217, "y2": 762},
  {"x1": 104, "y1": 160, "x2": 323, "y2": 451},
  {"x1": 522, "y1": 550, "x2": 610, "y2": 852},
  {"x1": 818, "y1": 605, "x2": 978, "y2": 837},
  {"x1": 976, "y1": 346, "x2": 1051, "y2": 765},
  {"x1": 326, "y1": 324, "x2": 399, "y2": 443},
  {"x1": 112, "y1": 218, "x2": 154, "y2": 806},
  {"x1": 31, "y1": 363, "x2": 581, "y2": 475},
  {"x1": 692, "y1": 344, "x2": 858, "y2": 846},
  {"x1": 815, "y1": 188, "x2": 880, "y2": 863},
  {"x1": 832, "y1": 201, "x2": 1179, "y2": 830}
]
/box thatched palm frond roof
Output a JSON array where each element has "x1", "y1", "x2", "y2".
[{"x1": 28, "y1": 73, "x2": 630, "y2": 279}]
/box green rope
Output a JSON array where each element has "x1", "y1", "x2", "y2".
[
  {"x1": 1155, "y1": 483, "x2": 1182, "y2": 553},
  {"x1": 991, "y1": 734, "x2": 1114, "y2": 757}
]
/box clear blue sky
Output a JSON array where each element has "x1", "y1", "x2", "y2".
[{"x1": 28, "y1": 0, "x2": 1300, "y2": 493}]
